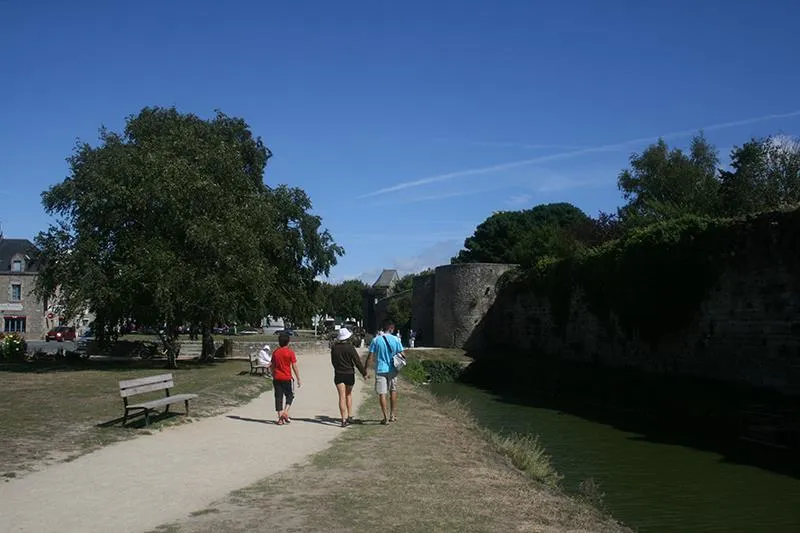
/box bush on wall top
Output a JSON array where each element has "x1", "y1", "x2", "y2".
[{"x1": 506, "y1": 208, "x2": 800, "y2": 346}]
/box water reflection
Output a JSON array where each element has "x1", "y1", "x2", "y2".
[{"x1": 433, "y1": 382, "x2": 800, "y2": 533}]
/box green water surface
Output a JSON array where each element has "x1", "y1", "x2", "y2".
[{"x1": 432, "y1": 382, "x2": 800, "y2": 532}]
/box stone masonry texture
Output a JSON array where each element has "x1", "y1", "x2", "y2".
[
  {"x1": 417, "y1": 211, "x2": 800, "y2": 394},
  {"x1": 432, "y1": 263, "x2": 515, "y2": 349}
]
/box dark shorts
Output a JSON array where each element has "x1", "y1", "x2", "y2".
[
  {"x1": 273, "y1": 379, "x2": 294, "y2": 411},
  {"x1": 334, "y1": 372, "x2": 355, "y2": 386}
]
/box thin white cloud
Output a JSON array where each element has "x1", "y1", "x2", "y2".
[
  {"x1": 392, "y1": 239, "x2": 462, "y2": 274},
  {"x1": 506, "y1": 193, "x2": 533, "y2": 207},
  {"x1": 433, "y1": 138, "x2": 587, "y2": 150},
  {"x1": 336, "y1": 231, "x2": 467, "y2": 243},
  {"x1": 327, "y1": 239, "x2": 463, "y2": 283},
  {"x1": 371, "y1": 185, "x2": 505, "y2": 207},
  {"x1": 357, "y1": 109, "x2": 800, "y2": 199}
]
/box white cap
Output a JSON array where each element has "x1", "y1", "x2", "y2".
[
  {"x1": 337, "y1": 328, "x2": 353, "y2": 341},
  {"x1": 262, "y1": 344, "x2": 270, "y2": 351}
]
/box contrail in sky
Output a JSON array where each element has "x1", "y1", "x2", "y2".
[{"x1": 357, "y1": 109, "x2": 800, "y2": 199}]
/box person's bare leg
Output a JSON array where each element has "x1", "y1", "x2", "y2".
[
  {"x1": 336, "y1": 383, "x2": 347, "y2": 423},
  {"x1": 389, "y1": 389, "x2": 398, "y2": 421},
  {"x1": 345, "y1": 385, "x2": 354, "y2": 420},
  {"x1": 378, "y1": 393, "x2": 388, "y2": 423}
]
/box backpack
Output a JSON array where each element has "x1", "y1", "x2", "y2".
[{"x1": 382, "y1": 335, "x2": 406, "y2": 371}]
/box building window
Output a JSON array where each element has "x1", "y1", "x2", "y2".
[
  {"x1": 10, "y1": 283, "x2": 22, "y2": 301},
  {"x1": 11, "y1": 260, "x2": 23, "y2": 272},
  {"x1": 3, "y1": 317, "x2": 26, "y2": 333}
]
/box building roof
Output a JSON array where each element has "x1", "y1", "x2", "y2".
[
  {"x1": 0, "y1": 238, "x2": 40, "y2": 273},
  {"x1": 372, "y1": 269, "x2": 399, "y2": 288}
]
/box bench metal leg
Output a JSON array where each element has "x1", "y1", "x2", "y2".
[
  {"x1": 123, "y1": 409, "x2": 129, "y2": 426},
  {"x1": 185, "y1": 399, "x2": 190, "y2": 416},
  {"x1": 144, "y1": 410, "x2": 150, "y2": 427},
  {"x1": 165, "y1": 404, "x2": 170, "y2": 414}
]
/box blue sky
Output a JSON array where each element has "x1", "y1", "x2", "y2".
[{"x1": 2, "y1": 1, "x2": 799, "y2": 284}]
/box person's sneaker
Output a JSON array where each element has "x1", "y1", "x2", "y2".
[
  {"x1": 277, "y1": 417, "x2": 285, "y2": 425},
  {"x1": 341, "y1": 420, "x2": 347, "y2": 428}
]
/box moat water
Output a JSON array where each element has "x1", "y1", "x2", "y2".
[{"x1": 432, "y1": 382, "x2": 800, "y2": 532}]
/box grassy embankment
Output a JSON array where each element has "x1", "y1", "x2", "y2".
[
  {"x1": 0, "y1": 359, "x2": 269, "y2": 479},
  {"x1": 147, "y1": 348, "x2": 628, "y2": 533}
]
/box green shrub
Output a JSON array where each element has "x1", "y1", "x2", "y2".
[
  {"x1": 512, "y1": 211, "x2": 800, "y2": 345},
  {"x1": 402, "y1": 359, "x2": 465, "y2": 384},
  {"x1": 402, "y1": 360, "x2": 428, "y2": 384},
  {"x1": 1, "y1": 334, "x2": 28, "y2": 362}
]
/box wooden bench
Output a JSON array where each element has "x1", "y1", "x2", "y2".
[
  {"x1": 248, "y1": 352, "x2": 271, "y2": 376},
  {"x1": 119, "y1": 374, "x2": 198, "y2": 426},
  {"x1": 180, "y1": 341, "x2": 203, "y2": 359}
]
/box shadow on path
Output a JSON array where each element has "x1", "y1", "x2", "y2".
[{"x1": 226, "y1": 415, "x2": 276, "y2": 425}]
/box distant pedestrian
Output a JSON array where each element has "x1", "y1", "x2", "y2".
[
  {"x1": 365, "y1": 319, "x2": 406, "y2": 424},
  {"x1": 409, "y1": 329, "x2": 416, "y2": 348},
  {"x1": 271, "y1": 333, "x2": 301, "y2": 425},
  {"x1": 330, "y1": 328, "x2": 367, "y2": 427}
]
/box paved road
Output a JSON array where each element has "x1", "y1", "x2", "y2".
[{"x1": 27, "y1": 340, "x2": 77, "y2": 353}]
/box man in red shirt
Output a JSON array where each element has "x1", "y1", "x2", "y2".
[{"x1": 270, "y1": 333, "x2": 302, "y2": 425}]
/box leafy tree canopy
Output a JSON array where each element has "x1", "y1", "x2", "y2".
[
  {"x1": 36, "y1": 107, "x2": 342, "y2": 360},
  {"x1": 617, "y1": 134, "x2": 720, "y2": 225},
  {"x1": 331, "y1": 279, "x2": 368, "y2": 321},
  {"x1": 451, "y1": 203, "x2": 592, "y2": 265},
  {"x1": 719, "y1": 135, "x2": 800, "y2": 216},
  {"x1": 385, "y1": 273, "x2": 415, "y2": 329}
]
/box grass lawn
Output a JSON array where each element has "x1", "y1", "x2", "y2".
[
  {"x1": 148, "y1": 383, "x2": 628, "y2": 533},
  {"x1": 405, "y1": 347, "x2": 472, "y2": 363},
  {"x1": 0, "y1": 359, "x2": 270, "y2": 480}
]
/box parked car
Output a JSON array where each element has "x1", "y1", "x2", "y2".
[
  {"x1": 76, "y1": 330, "x2": 94, "y2": 352},
  {"x1": 45, "y1": 326, "x2": 77, "y2": 342},
  {"x1": 239, "y1": 328, "x2": 259, "y2": 335},
  {"x1": 273, "y1": 329, "x2": 295, "y2": 336}
]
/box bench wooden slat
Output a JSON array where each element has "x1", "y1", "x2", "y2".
[
  {"x1": 120, "y1": 380, "x2": 175, "y2": 397},
  {"x1": 128, "y1": 393, "x2": 198, "y2": 410},
  {"x1": 119, "y1": 373, "x2": 174, "y2": 389},
  {"x1": 118, "y1": 372, "x2": 198, "y2": 427}
]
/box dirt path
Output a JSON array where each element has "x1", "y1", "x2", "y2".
[{"x1": 0, "y1": 347, "x2": 366, "y2": 533}]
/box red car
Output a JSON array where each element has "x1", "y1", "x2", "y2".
[{"x1": 45, "y1": 326, "x2": 77, "y2": 342}]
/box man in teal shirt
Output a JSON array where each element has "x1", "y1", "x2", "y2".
[{"x1": 365, "y1": 319, "x2": 405, "y2": 424}]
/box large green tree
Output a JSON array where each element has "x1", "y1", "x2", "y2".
[
  {"x1": 719, "y1": 135, "x2": 800, "y2": 215},
  {"x1": 617, "y1": 133, "x2": 720, "y2": 225},
  {"x1": 385, "y1": 273, "x2": 415, "y2": 329},
  {"x1": 451, "y1": 203, "x2": 592, "y2": 265},
  {"x1": 331, "y1": 279, "x2": 367, "y2": 322},
  {"x1": 35, "y1": 107, "x2": 342, "y2": 366}
]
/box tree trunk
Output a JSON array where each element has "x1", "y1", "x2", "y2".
[
  {"x1": 164, "y1": 326, "x2": 179, "y2": 369},
  {"x1": 200, "y1": 324, "x2": 215, "y2": 361}
]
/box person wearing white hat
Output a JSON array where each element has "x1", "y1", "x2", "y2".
[
  {"x1": 330, "y1": 327, "x2": 367, "y2": 427},
  {"x1": 257, "y1": 344, "x2": 272, "y2": 376}
]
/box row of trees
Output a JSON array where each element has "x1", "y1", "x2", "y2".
[
  {"x1": 453, "y1": 133, "x2": 800, "y2": 266},
  {"x1": 313, "y1": 273, "x2": 417, "y2": 332},
  {"x1": 314, "y1": 279, "x2": 368, "y2": 323},
  {"x1": 619, "y1": 133, "x2": 800, "y2": 224},
  {"x1": 36, "y1": 107, "x2": 342, "y2": 366}
]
